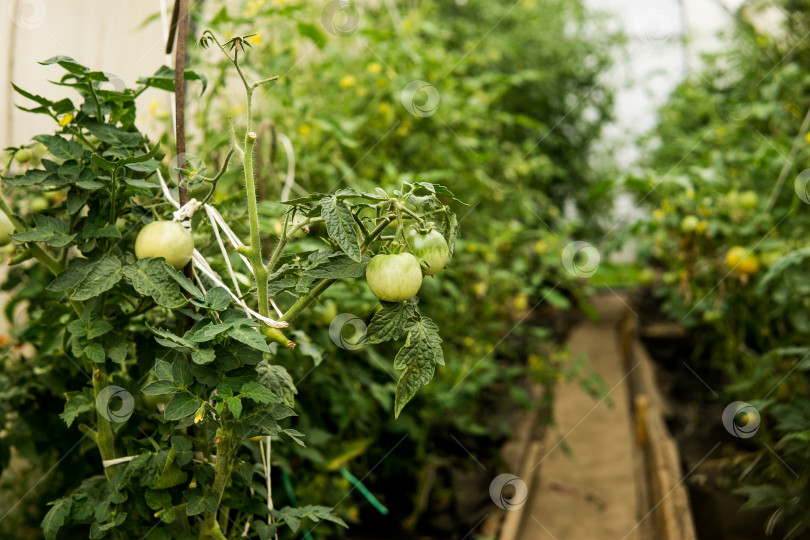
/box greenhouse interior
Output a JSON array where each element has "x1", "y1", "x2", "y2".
[{"x1": 1, "y1": 0, "x2": 809, "y2": 538}]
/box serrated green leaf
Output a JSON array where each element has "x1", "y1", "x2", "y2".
[
  {"x1": 393, "y1": 317, "x2": 443, "y2": 417},
  {"x1": 47, "y1": 258, "x2": 92, "y2": 291},
  {"x1": 239, "y1": 381, "x2": 278, "y2": 404},
  {"x1": 188, "y1": 322, "x2": 233, "y2": 342},
  {"x1": 42, "y1": 498, "x2": 73, "y2": 540},
  {"x1": 227, "y1": 325, "x2": 271, "y2": 353},
  {"x1": 146, "y1": 324, "x2": 195, "y2": 350},
  {"x1": 185, "y1": 490, "x2": 217, "y2": 516},
  {"x1": 204, "y1": 287, "x2": 231, "y2": 310},
  {"x1": 11, "y1": 214, "x2": 76, "y2": 247},
  {"x1": 256, "y1": 361, "x2": 297, "y2": 408},
  {"x1": 84, "y1": 342, "x2": 105, "y2": 363},
  {"x1": 164, "y1": 393, "x2": 200, "y2": 421},
  {"x1": 71, "y1": 257, "x2": 123, "y2": 301},
  {"x1": 136, "y1": 65, "x2": 208, "y2": 95},
  {"x1": 123, "y1": 258, "x2": 187, "y2": 308},
  {"x1": 307, "y1": 253, "x2": 369, "y2": 278},
  {"x1": 320, "y1": 196, "x2": 361, "y2": 261},
  {"x1": 191, "y1": 348, "x2": 216, "y2": 365},
  {"x1": 225, "y1": 396, "x2": 243, "y2": 419},
  {"x1": 33, "y1": 134, "x2": 85, "y2": 160},
  {"x1": 363, "y1": 302, "x2": 416, "y2": 344},
  {"x1": 142, "y1": 380, "x2": 179, "y2": 396}
]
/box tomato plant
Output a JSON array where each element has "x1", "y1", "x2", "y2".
[{"x1": 0, "y1": 28, "x2": 461, "y2": 538}]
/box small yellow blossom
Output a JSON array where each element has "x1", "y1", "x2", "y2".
[
  {"x1": 686, "y1": 188, "x2": 695, "y2": 199},
  {"x1": 376, "y1": 77, "x2": 388, "y2": 88},
  {"x1": 652, "y1": 209, "x2": 665, "y2": 221},
  {"x1": 397, "y1": 121, "x2": 411, "y2": 137},
  {"x1": 377, "y1": 102, "x2": 390, "y2": 114},
  {"x1": 339, "y1": 75, "x2": 356, "y2": 89},
  {"x1": 696, "y1": 221, "x2": 707, "y2": 234},
  {"x1": 248, "y1": 33, "x2": 262, "y2": 45},
  {"x1": 194, "y1": 409, "x2": 205, "y2": 424},
  {"x1": 355, "y1": 87, "x2": 368, "y2": 98},
  {"x1": 366, "y1": 62, "x2": 382, "y2": 75},
  {"x1": 298, "y1": 124, "x2": 311, "y2": 136},
  {"x1": 57, "y1": 113, "x2": 73, "y2": 126},
  {"x1": 805, "y1": 132, "x2": 810, "y2": 144}
]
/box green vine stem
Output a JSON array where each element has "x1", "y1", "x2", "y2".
[
  {"x1": 200, "y1": 30, "x2": 279, "y2": 320},
  {"x1": 200, "y1": 427, "x2": 233, "y2": 539},
  {"x1": 92, "y1": 365, "x2": 117, "y2": 481}
]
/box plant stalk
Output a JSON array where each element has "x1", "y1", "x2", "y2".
[{"x1": 92, "y1": 365, "x2": 117, "y2": 481}]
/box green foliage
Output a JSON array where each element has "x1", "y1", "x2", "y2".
[{"x1": 624, "y1": 2, "x2": 810, "y2": 536}]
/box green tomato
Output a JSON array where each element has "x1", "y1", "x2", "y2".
[
  {"x1": 738, "y1": 190, "x2": 759, "y2": 211},
  {"x1": 135, "y1": 221, "x2": 194, "y2": 270},
  {"x1": 406, "y1": 228, "x2": 450, "y2": 275},
  {"x1": 680, "y1": 215, "x2": 699, "y2": 234},
  {"x1": 365, "y1": 252, "x2": 423, "y2": 302},
  {"x1": 0, "y1": 212, "x2": 14, "y2": 246},
  {"x1": 14, "y1": 149, "x2": 32, "y2": 163}
]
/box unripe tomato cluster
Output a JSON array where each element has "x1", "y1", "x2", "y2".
[{"x1": 365, "y1": 227, "x2": 451, "y2": 303}]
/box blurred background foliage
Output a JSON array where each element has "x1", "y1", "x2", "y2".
[{"x1": 623, "y1": 0, "x2": 810, "y2": 536}]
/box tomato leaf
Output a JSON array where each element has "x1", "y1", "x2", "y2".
[
  {"x1": 11, "y1": 214, "x2": 76, "y2": 248},
  {"x1": 47, "y1": 258, "x2": 93, "y2": 291},
  {"x1": 320, "y1": 196, "x2": 362, "y2": 262},
  {"x1": 164, "y1": 393, "x2": 200, "y2": 421},
  {"x1": 42, "y1": 497, "x2": 73, "y2": 540},
  {"x1": 256, "y1": 361, "x2": 297, "y2": 408},
  {"x1": 393, "y1": 316, "x2": 444, "y2": 417},
  {"x1": 70, "y1": 256, "x2": 123, "y2": 301},
  {"x1": 363, "y1": 302, "x2": 417, "y2": 344},
  {"x1": 306, "y1": 252, "x2": 369, "y2": 278},
  {"x1": 122, "y1": 258, "x2": 187, "y2": 309},
  {"x1": 227, "y1": 324, "x2": 272, "y2": 353},
  {"x1": 239, "y1": 381, "x2": 279, "y2": 404}
]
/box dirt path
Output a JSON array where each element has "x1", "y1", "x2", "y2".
[{"x1": 517, "y1": 294, "x2": 642, "y2": 540}]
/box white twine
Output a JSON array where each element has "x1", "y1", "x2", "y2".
[{"x1": 155, "y1": 169, "x2": 288, "y2": 329}]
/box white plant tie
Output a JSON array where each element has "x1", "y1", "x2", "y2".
[
  {"x1": 173, "y1": 199, "x2": 203, "y2": 224},
  {"x1": 155, "y1": 168, "x2": 288, "y2": 329}
]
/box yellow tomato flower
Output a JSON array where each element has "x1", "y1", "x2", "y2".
[
  {"x1": 686, "y1": 188, "x2": 695, "y2": 199},
  {"x1": 696, "y1": 220, "x2": 707, "y2": 234},
  {"x1": 298, "y1": 124, "x2": 311, "y2": 136},
  {"x1": 652, "y1": 209, "x2": 665, "y2": 221},
  {"x1": 339, "y1": 75, "x2": 356, "y2": 89},
  {"x1": 376, "y1": 77, "x2": 388, "y2": 88},
  {"x1": 355, "y1": 87, "x2": 368, "y2": 98},
  {"x1": 397, "y1": 121, "x2": 411, "y2": 137},
  {"x1": 248, "y1": 33, "x2": 262, "y2": 45},
  {"x1": 805, "y1": 132, "x2": 810, "y2": 144},
  {"x1": 377, "y1": 102, "x2": 390, "y2": 114},
  {"x1": 58, "y1": 113, "x2": 73, "y2": 126},
  {"x1": 366, "y1": 62, "x2": 382, "y2": 75}
]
